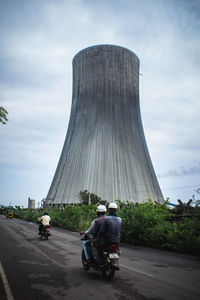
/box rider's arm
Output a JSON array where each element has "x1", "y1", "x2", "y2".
[{"x1": 85, "y1": 219, "x2": 96, "y2": 235}]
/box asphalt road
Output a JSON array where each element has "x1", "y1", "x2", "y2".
[{"x1": 0, "y1": 215, "x2": 200, "y2": 300}]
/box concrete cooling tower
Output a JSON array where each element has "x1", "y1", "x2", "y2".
[{"x1": 45, "y1": 45, "x2": 164, "y2": 206}]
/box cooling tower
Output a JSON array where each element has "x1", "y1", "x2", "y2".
[{"x1": 46, "y1": 45, "x2": 164, "y2": 206}]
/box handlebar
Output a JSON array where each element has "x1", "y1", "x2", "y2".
[{"x1": 80, "y1": 233, "x2": 93, "y2": 241}]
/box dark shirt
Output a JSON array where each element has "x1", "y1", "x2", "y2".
[
  {"x1": 97, "y1": 215, "x2": 122, "y2": 244},
  {"x1": 85, "y1": 215, "x2": 105, "y2": 238}
]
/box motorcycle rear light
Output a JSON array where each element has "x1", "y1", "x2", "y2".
[
  {"x1": 109, "y1": 245, "x2": 118, "y2": 252},
  {"x1": 46, "y1": 226, "x2": 50, "y2": 230}
]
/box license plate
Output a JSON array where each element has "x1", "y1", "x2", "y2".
[{"x1": 109, "y1": 253, "x2": 119, "y2": 259}]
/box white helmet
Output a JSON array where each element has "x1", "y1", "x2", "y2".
[
  {"x1": 108, "y1": 202, "x2": 118, "y2": 209},
  {"x1": 96, "y1": 205, "x2": 107, "y2": 212}
]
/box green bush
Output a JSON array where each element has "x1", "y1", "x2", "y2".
[
  {"x1": 117, "y1": 199, "x2": 171, "y2": 245},
  {"x1": 1, "y1": 201, "x2": 199, "y2": 255},
  {"x1": 117, "y1": 199, "x2": 200, "y2": 255},
  {"x1": 49, "y1": 205, "x2": 97, "y2": 231},
  {"x1": 161, "y1": 218, "x2": 200, "y2": 254}
]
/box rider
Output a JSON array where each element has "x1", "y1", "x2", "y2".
[
  {"x1": 80, "y1": 204, "x2": 107, "y2": 261},
  {"x1": 95, "y1": 202, "x2": 122, "y2": 248},
  {"x1": 38, "y1": 212, "x2": 51, "y2": 234}
]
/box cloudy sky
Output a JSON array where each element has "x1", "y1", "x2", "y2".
[{"x1": 0, "y1": 0, "x2": 200, "y2": 208}]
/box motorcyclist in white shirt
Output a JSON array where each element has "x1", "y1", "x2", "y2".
[{"x1": 38, "y1": 212, "x2": 51, "y2": 234}]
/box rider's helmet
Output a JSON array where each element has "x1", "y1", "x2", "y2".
[
  {"x1": 108, "y1": 202, "x2": 118, "y2": 209},
  {"x1": 96, "y1": 205, "x2": 107, "y2": 212},
  {"x1": 44, "y1": 212, "x2": 48, "y2": 215}
]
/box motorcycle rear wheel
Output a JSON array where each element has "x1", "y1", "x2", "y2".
[{"x1": 102, "y1": 265, "x2": 115, "y2": 280}]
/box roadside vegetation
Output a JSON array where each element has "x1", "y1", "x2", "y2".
[{"x1": 1, "y1": 191, "x2": 200, "y2": 255}]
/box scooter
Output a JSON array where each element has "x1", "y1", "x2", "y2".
[
  {"x1": 39, "y1": 225, "x2": 51, "y2": 240},
  {"x1": 81, "y1": 234, "x2": 120, "y2": 280}
]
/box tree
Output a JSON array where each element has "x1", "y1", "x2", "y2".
[
  {"x1": 78, "y1": 190, "x2": 102, "y2": 205},
  {"x1": 192, "y1": 188, "x2": 200, "y2": 207},
  {"x1": 0, "y1": 106, "x2": 8, "y2": 125}
]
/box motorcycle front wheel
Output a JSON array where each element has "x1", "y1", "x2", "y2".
[{"x1": 81, "y1": 250, "x2": 90, "y2": 271}]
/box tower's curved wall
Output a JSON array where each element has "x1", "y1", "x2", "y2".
[{"x1": 46, "y1": 45, "x2": 164, "y2": 205}]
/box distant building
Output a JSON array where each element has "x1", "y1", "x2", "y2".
[
  {"x1": 28, "y1": 197, "x2": 35, "y2": 209},
  {"x1": 46, "y1": 45, "x2": 164, "y2": 206}
]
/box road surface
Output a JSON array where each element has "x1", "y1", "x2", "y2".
[{"x1": 0, "y1": 215, "x2": 200, "y2": 300}]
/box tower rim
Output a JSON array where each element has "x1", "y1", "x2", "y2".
[{"x1": 72, "y1": 44, "x2": 140, "y2": 63}]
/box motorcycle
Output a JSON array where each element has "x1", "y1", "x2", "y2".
[
  {"x1": 81, "y1": 234, "x2": 120, "y2": 280},
  {"x1": 39, "y1": 225, "x2": 51, "y2": 240}
]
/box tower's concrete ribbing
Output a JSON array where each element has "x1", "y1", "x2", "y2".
[{"x1": 46, "y1": 45, "x2": 164, "y2": 205}]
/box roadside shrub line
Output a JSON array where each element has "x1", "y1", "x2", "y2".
[{"x1": 1, "y1": 200, "x2": 199, "y2": 255}]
